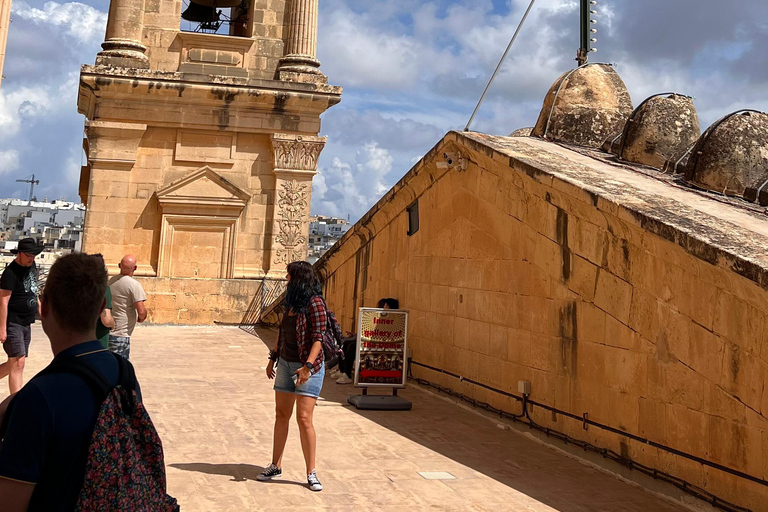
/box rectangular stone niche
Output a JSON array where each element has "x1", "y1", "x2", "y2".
[{"x1": 175, "y1": 129, "x2": 235, "y2": 165}]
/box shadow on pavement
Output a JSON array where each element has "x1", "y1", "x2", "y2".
[
  {"x1": 170, "y1": 462, "x2": 308, "y2": 490},
  {"x1": 316, "y1": 378, "x2": 684, "y2": 512}
]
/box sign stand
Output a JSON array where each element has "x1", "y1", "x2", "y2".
[
  {"x1": 347, "y1": 308, "x2": 412, "y2": 411},
  {"x1": 348, "y1": 387, "x2": 412, "y2": 411}
]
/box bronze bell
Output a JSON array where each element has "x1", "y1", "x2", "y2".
[{"x1": 181, "y1": 2, "x2": 220, "y2": 22}]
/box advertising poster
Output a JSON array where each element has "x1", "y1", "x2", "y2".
[{"x1": 354, "y1": 308, "x2": 408, "y2": 388}]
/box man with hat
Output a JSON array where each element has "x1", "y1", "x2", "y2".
[{"x1": 0, "y1": 238, "x2": 43, "y2": 394}]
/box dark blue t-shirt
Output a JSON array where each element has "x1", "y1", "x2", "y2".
[{"x1": 0, "y1": 340, "x2": 142, "y2": 511}]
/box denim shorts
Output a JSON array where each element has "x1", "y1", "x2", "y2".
[{"x1": 273, "y1": 359, "x2": 325, "y2": 398}]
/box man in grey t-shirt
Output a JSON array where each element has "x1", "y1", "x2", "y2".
[{"x1": 108, "y1": 254, "x2": 147, "y2": 359}]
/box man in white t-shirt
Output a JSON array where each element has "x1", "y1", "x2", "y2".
[{"x1": 107, "y1": 255, "x2": 147, "y2": 359}]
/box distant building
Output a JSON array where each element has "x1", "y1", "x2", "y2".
[
  {"x1": 308, "y1": 216, "x2": 351, "y2": 263},
  {"x1": 0, "y1": 198, "x2": 85, "y2": 252}
]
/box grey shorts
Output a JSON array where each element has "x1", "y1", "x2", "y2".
[{"x1": 3, "y1": 322, "x2": 31, "y2": 358}]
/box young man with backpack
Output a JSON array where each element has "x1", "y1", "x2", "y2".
[{"x1": 0, "y1": 252, "x2": 177, "y2": 511}]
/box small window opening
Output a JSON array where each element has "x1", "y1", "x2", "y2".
[
  {"x1": 407, "y1": 200, "x2": 419, "y2": 236},
  {"x1": 181, "y1": 0, "x2": 249, "y2": 36}
]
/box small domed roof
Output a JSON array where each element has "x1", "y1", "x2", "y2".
[
  {"x1": 682, "y1": 110, "x2": 768, "y2": 204},
  {"x1": 532, "y1": 63, "x2": 633, "y2": 149},
  {"x1": 509, "y1": 127, "x2": 533, "y2": 137},
  {"x1": 606, "y1": 93, "x2": 700, "y2": 170}
]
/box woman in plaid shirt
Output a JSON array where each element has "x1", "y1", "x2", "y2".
[{"x1": 258, "y1": 261, "x2": 327, "y2": 491}]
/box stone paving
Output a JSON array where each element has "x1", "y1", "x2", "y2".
[{"x1": 1, "y1": 325, "x2": 690, "y2": 512}]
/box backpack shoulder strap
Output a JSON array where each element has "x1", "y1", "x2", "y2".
[
  {"x1": 36, "y1": 357, "x2": 114, "y2": 403},
  {"x1": 114, "y1": 354, "x2": 139, "y2": 412},
  {"x1": 115, "y1": 354, "x2": 137, "y2": 391}
]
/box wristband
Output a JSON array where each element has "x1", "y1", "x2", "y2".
[{"x1": 268, "y1": 351, "x2": 278, "y2": 362}]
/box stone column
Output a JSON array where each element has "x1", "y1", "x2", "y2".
[
  {"x1": 266, "y1": 133, "x2": 326, "y2": 276},
  {"x1": 95, "y1": 0, "x2": 149, "y2": 69},
  {"x1": 0, "y1": 0, "x2": 11, "y2": 88},
  {"x1": 278, "y1": 0, "x2": 321, "y2": 75}
]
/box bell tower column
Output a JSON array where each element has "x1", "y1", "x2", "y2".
[
  {"x1": 96, "y1": 0, "x2": 149, "y2": 69},
  {"x1": 0, "y1": 0, "x2": 11, "y2": 88},
  {"x1": 278, "y1": 0, "x2": 321, "y2": 75}
]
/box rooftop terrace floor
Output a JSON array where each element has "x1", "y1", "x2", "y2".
[{"x1": 2, "y1": 325, "x2": 690, "y2": 512}]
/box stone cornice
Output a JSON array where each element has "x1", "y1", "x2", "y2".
[
  {"x1": 79, "y1": 65, "x2": 342, "y2": 95},
  {"x1": 315, "y1": 131, "x2": 768, "y2": 292},
  {"x1": 77, "y1": 71, "x2": 341, "y2": 132},
  {"x1": 176, "y1": 31, "x2": 256, "y2": 52}
]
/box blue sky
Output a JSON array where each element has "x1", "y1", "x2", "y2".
[{"x1": 1, "y1": 0, "x2": 767, "y2": 221}]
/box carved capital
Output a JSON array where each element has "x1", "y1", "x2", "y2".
[{"x1": 271, "y1": 133, "x2": 326, "y2": 174}]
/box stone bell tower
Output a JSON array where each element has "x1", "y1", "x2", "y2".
[{"x1": 77, "y1": 0, "x2": 341, "y2": 324}]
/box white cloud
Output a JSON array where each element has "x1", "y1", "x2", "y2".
[
  {"x1": 0, "y1": 150, "x2": 20, "y2": 174},
  {"x1": 320, "y1": 9, "x2": 421, "y2": 88},
  {"x1": 313, "y1": 142, "x2": 394, "y2": 218},
  {"x1": 0, "y1": 71, "x2": 79, "y2": 136},
  {"x1": 63, "y1": 148, "x2": 83, "y2": 187},
  {"x1": 10, "y1": 1, "x2": 107, "y2": 44}
]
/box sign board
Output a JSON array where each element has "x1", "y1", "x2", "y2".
[{"x1": 354, "y1": 308, "x2": 408, "y2": 388}]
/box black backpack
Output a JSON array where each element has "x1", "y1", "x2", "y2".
[{"x1": 319, "y1": 298, "x2": 345, "y2": 369}]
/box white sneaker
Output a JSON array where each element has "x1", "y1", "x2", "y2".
[
  {"x1": 307, "y1": 470, "x2": 323, "y2": 491},
  {"x1": 336, "y1": 374, "x2": 352, "y2": 385},
  {"x1": 328, "y1": 366, "x2": 340, "y2": 379}
]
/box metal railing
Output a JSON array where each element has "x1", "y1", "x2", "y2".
[{"x1": 238, "y1": 278, "x2": 286, "y2": 335}]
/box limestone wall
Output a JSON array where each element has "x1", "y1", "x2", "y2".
[
  {"x1": 135, "y1": 276, "x2": 261, "y2": 324},
  {"x1": 317, "y1": 133, "x2": 768, "y2": 511},
  {"x1": 84, "y1": 128, "x2": 275, "y2": 278}
]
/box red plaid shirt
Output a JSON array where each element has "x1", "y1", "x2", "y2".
[{"x1": 277, "y1": 295, "x2": 326, "y2": 374}]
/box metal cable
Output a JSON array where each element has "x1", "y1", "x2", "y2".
[
  {"x1": 464, "y1": 0, "x2": 538, "y2": 132},
  {"x1": 409, "y1": 360, "x2": 767, "y2": 488}
]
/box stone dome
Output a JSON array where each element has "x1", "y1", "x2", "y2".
[
  {"x1": 682, "y1": 110, "x2": 768, "y2": 204},
  {"x1": 606, "y1": 93, "x2": 701, "y2": 170},
  {"x1": 509, "y1": 127, "x2": 533, "y2": 137},
  {"x1": 532, "y1": 63, "x2": 633, "y2": 149}
]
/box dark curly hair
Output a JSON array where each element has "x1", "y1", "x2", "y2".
[
  {"x1": 285, "y1": 261, "x2": 322, "y2": 313},
  {"x1": 377, "y1": 298, "x2": 399, "y2": 309}
]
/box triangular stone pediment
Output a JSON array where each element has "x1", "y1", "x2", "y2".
[{"x1": 157, "y1": 167, "x2": 251, "y2": 204}]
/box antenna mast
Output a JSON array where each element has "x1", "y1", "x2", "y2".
[
  {"x1": 577, "y1": 0, "x2": 598, "y2": 66},
  {"x1": 15, "y1": 174, "x2": 40, "y2": 202}
]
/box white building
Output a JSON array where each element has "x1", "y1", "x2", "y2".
[
  {"x1": 0, "y1": 198, "x2": 85, "y2": 251},
  {"x1": 308, "y1": 216, "x2": 351, "y2": 264}
]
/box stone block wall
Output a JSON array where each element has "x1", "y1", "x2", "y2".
[
  {"x1": 84, "y1": 128, "x2": 275, "y2": 278},
  {"x1": 317, "y1": 134, "x2": 768, "y2": 511},
  {"x1": 135, "y1": 276, "x2": 261, "y2": 324}
]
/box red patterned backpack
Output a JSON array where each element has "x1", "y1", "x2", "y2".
[{"x1": 40, "y1": 355, "x2": 179, "y2": 511}]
